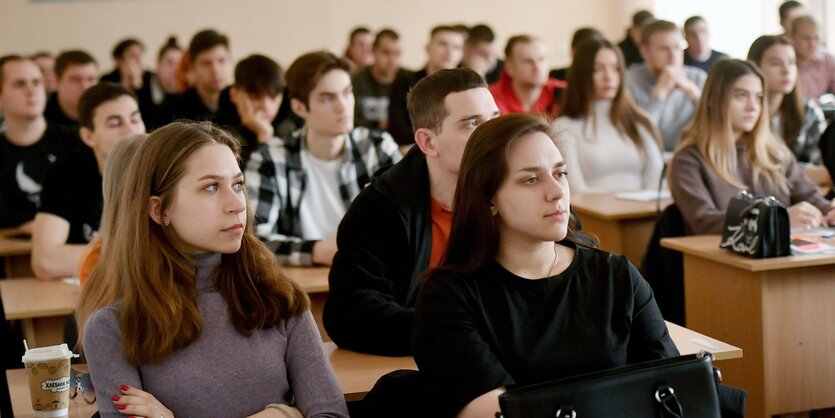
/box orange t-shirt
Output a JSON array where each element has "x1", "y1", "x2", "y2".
[
  {"x1": 77, "y1": 239, "x2": 102, "y2": 286},
  {"x1": 428, "y1": 197, "x2": 453, "y2": 268}
]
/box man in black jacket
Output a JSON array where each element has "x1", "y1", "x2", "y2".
[{"x1": 324, "y1": 68, "x2": 499, "y2": 355}]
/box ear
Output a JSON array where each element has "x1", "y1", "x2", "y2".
[
  {"x1": 414, "y1": 128, "x2": 439, "y2": 158},
  {"x1": 79, "y1": 126, "x2": 96, "y2": 148},
  {"x1": 490, "y1": 201, "x2": 498, "y2": 216},
  {"x1": 148, "y1": 196, "x2": 165, "y2": 225},
  {"x1": 290, "y1": 97, "x2": 309, "y2": 120},
  {"x1": 638, "y1": 45, "x2": 649, "y2": 62},
  {"x1": 229, "y1": 86, "x2": 240, "y2": 105}
]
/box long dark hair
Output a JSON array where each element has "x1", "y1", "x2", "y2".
[
  {"x1": 747, "y1": 35, "x2": 805, "y2": 149},
  {"x1": 561, "y1": 38, "x2": 661, "y2": 150},
  {"x1": 430, "y1": 114, "x2": 594, "y2": 277}
]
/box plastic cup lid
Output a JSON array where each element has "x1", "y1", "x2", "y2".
[{"x1": 21, "y1": 343, "x2": 76, "y2": 363}]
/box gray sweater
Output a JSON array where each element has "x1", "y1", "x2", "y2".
[
  {"x1": 670, "y1": 143, "x2": 830, "y2": 235},
  {"x1": 83, "y1": 253, "x2": 349, "y2": 418},
  {"x1": 626, "y1": 64, "x2": 707, "y2": 152}
]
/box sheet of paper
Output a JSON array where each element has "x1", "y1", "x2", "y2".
[{"x1": 615, "y1": 190, "x2": 671, "y2": 202}]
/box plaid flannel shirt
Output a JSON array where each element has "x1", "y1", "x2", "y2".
[
  {"x1": 245, "y1": 126, "x2": 402, "y2": 266},
  {"x1": 772, "y1": 99, "x2": 826, "y2": 164}
]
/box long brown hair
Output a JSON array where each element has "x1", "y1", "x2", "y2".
[
  {"x1": 430, "y1": 114, "x2": 594, "y2": 276},
  {"x1": 76, "y1": 134, "x2": 146, "y2": 353},
  {"x1": 92, "y1": 122, "x2": 308, "y2": 365},
  {"x1": 676, "y1": 59, "x2": 789, "y2": 194},
  {"x1": 561, "y1": 38, "x2": 661, "y2": 150},
  {"x1": 747, "y1": 35, "x2": 805, "y2": 149}
]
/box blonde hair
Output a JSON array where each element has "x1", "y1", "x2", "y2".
[
  {"x1": 676, "y1": 59, "x2": 790, "y2": 194},
  {"x1": 76, "y1": 134, "x2": 147, "y2": 352}
]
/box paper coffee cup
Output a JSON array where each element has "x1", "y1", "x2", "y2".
[{"x1": 22, "y1": 343, "x2": 74, "y2": 418}]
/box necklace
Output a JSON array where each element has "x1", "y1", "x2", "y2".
[{"x1": 546, "y1": 242, "x2": 559, "y2": 277}]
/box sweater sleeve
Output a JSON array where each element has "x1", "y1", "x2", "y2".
[
  {"x1": 622, "y1": 258, "x2": 680, "y2": 362},
  {"x1": 323, "y1": 188, "x2": 416, "y2": 356},
  {"x1": 785, "y1": 152, "x2": 832, "y2": 213},
  {"x1": 413, "y1": 274, "x2": 514, "y2": 414},
  {"x1": 83, "y1": 307, "x2": 145, "y2": 418},
  {"x1": 669, "y1": 147, "x2": 727, "y2": 234},
  {"x1": 640, "y1": 126, "x2": 665, "y2": 191},
  {"x1": 556, "y1": 119, "x2": 592, "y2": 194},
  {"x1": 284, "y1": 311, "x2": 349, "y2": 418}
]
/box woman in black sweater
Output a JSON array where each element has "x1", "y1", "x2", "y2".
[{"x1": 413, "y1": 113, "x2": 678, "y2": 418}]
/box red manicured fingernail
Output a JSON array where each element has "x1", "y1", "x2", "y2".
[
  {"x1": 120, "y1": 384, "x2": 129, "y2": 391},
  {"x1": 117, "y1": 404, "x2": 127, "y2": 410},
  {"x1": 111, "y1": 395, "x2": 120, "y2": 401}
]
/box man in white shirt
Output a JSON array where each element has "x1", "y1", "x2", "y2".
[{"x1": 245, "y1": 51, "x2": 402, "y2": 266}]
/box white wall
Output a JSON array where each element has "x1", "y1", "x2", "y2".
[
  {"x1": 654, "y1": 0, "x2": 786, "y2": 59},
  {"x1": 0, "y1": 0, "x2": 647, "y2": 71}
]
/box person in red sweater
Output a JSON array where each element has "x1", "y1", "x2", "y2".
[{"x1": 489, "y1": 35, "x2": 565, "y2": 118}]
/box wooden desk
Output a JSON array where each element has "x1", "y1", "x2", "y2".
[
  {"x1": 0, "y1": 267, "x2": 331, "y2": 348},
  {"x1": 0, "y1": 228, "x2": 33, "y2": 277},
  {"x1": 7, "y1": 343, "x2": 416, "y2": 416},
  {"x1": 662, "y1": 235, "x2": 835, "y2": 418},
  {"x1": 571, "y1": 193, "x2": 669, "y2": 266},
  {"x1": 284, "y1": 266, "x2": 330, "y2": 341},
  {"x1": 0, "y1": 278, "x2": 79, "y2": 347}
]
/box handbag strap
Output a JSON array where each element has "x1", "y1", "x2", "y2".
[{"x1": 656, "y1": 384, "x2": 684, "y2": 418}]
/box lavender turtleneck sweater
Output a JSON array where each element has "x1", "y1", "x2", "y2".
[{"x1": 83, "y1": 253, "x2": 349, "y2": 418}]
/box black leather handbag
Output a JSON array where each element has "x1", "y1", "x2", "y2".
[
  {"x1": 719, "y1": 191, "x2": 791, "y2": 258},
  {"x1": 497, "y1": 353, "x2": 721, "y2": 418}
]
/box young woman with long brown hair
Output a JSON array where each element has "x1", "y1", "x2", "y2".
[
  {"x1": 81, "y1": 122, "x2": 348, "y2": 418},
  {"x1": 670, "y1": 59, "x2": 834, "y2": 235},
  {"x1": 747, "y1": 35, "x2": 826, "y2": 166},
  {"x1": 413, "y1": 114, "x2": 678, "y2": 418},
  {"x1": 556, "y1": 38, "x2": 664, "y2": 194}
]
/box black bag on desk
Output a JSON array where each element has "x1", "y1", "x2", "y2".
[
  {"x1": 497, "y1": 353, "x2": 721, "y2": 418},
  {"x1": 719, "y1": 191, "x2": 791, "y2": 258}
]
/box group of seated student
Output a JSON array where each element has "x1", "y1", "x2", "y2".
[{"x1": 3, "y1": 3, "x2": 835, "y2": 416}]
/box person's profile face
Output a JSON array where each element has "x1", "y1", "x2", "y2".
[
  {"x1": 782, "y1": 6, "x2": 805, "y2": 34},
  {"x1": 792, "y1": 23, "x2": 820, "y2": 61},
  {"x1": 507, "y1": 41, "x2": 548, "y2": 87},
  {"x1": 684, "y1": 20, "x2": 709, "y2": 54},
  {"x1": 193, "y1": 45, "x2": 231, "y2": 94},
  {"x1": 492, "y1": 131, "x2": 570, "y2": 245},
  {"x1": 465, "y1": 41, "x2": 497, "y2": 67},
  {"x1": 118, "y1": 44, "x2": 145, "y2": 68},
  {"x1": 593, "y1": 48, "x2": 621, "y2": 101},
  {"x1": 427, "y1": 31, "x2": 465, "y2": 71},
  {"x1": 0, "y1": 60, "x2": 46, "y2": 119},
  {"x1": 726, "y1": 74, "x2": 763, "y2": 139},
  {"x1": 759, "y1": 44, "x2": 797, "y2": 95},
  {"x1": 431, "y1": 87, "x2": 499, "y2": 176},
  {"x1": 373, "y1": 36, "x2": 402, "y2": 77},
  {"x1": 157, "y1": 48, "x2": 183, "y2": 93},
  {"x1": 348, "y1": 32, "x2": 374, "y2": 68},
  {"x1": 56, "y1": 63, "x2": 98, "y2": 109},
  {"x1": 83, "y1": 95, "x2": 145, "y2": 164},
  {"x1": 297, "y1": 69, "x2": 354, "y2": 137},
  {"x1": 644, "y1": 30, "x2": 683, "y2": 72},
  {"x1": 33, "y1": 56, "x2": 57, "y2": 93},
  {"x1": 163, "y1": 144, "x2": 246, "y2": 254}
]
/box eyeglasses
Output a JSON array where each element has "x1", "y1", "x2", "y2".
[{"x1": 69, "y1": 368, "x2": 96, "y2": 404}]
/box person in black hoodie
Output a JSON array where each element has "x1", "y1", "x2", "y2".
[
  {"x1": 215, "y1": 54, "x2": 285, "y2": 166},
  {"x1": 159, "y1": 29, "x2": 231, "y2": 124},
  {"x1": 323, "y1": 68, "x2": 499, "y2": 356},
  {"x1": 387, "y1": 25, "x2": 466, "y2": 145},
  {"x1": 618, "y1": 10, "x2": 654, "y2": 68}
]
